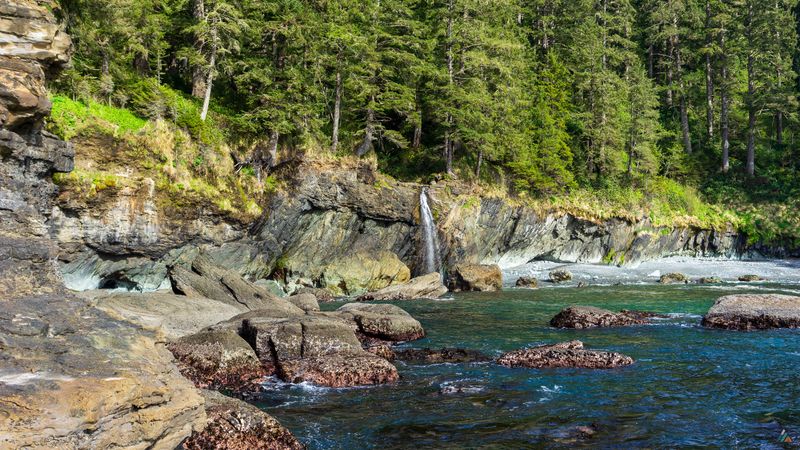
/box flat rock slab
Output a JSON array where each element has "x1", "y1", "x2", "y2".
[
  {"x1": 550, "y1": 306, "x2": 662, "y2": 329},
  {"x1": 182, "y1": 390, "x2": 303, "y2": 450},
  {"x1": 702, "y1": 294, "x2": 800, "y2": 330},
  {"x1": 0, "y1": 295, "x2": 205, "y2": 449},
  {"x1": 84, "y1": 290, "x2": 245, "y2": 340},
  {"x1": 497, "y1": 341, "x2": 634, "y2": 369}
]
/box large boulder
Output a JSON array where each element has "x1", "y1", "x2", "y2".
[
  {"x1": 319, "y1": 251, "x2": 411, "y2": 296},
  {"x1": 182, "y1": 390, "x2": 303, "y2": 450},
  {"x1": 337, "y1": 302, "x2": 425, "y2": 342},
  {"x1": 497, "y1": 341, "x2": 634, "y2": 369},
  {"x1": 0, "y1": 295, "x2": 206, "y2": 449},
  {"x1": 287, "y1": 293, "x2": 320, "y2": 312},
  {"x1": 659, "y1": 272, "x2": 689, "y2": 284},
  {"x1": 448, "y1": 264, "x2": 503, "y2": 292},
  {"x1": 357, "y1": 272, "x2": 447, "y2": 301},
  {"x1": 84, "y1": 290, "x2": 244, "y2": 340},
  {"x1": 702, "y1": 294, "x2": 800, "y2": 330},
  {"x1": 238, "y1": 313, "x2": 399, "y2": 387},
  {"x1": 549, "y1": 269, "x2": 573, "y2": 284},
  {"x1": 169, "y1": 254, "x2": 294, "y2": 311},
  {"x1": 168, "y1": 330, "x2": 268, "y2": 394},
  {"x1": 550, "y1": 306, "x2": 659, "y2": 329}
]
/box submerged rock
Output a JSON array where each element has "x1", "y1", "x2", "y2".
[
  {"x1": 702, "y1": 294, "x2": 800, "y2": 330},
  {"x1": 497, "y1": 341, "x2": 634, "y2": 369},
  {"x1": 448, "y1": 264, "x2": 503, "y2": 292},
  {"x1": 738, "y1": 274, "x2": 765, "y2": 282},
  {"x1": 337, "y1": 303, "x2": 425, "y2": 342},
  {"x1": 394, "y1": 348, "x2": 490, "y2": 364},
  {"x1": 515, "y1": 276, "x2": 538, "y2": 288},
  {"x1": 182, "y1": 390, "x2": 303, "y2": 450},
  {"x1": 168, "y1": 330, "x2": 268, "y2": 394},
  {"x1": 550, "y1": 306, "x2": 659, "y2": 329},
  {"x1": 659, "y1": 272, "x2": 689, "y2": 284},
  {"x1": 549, "y1": 269, "x2": 573, "y2": 284},
  {"x1": 357, "y1": 272, "x2": 447, "y2": 301}
]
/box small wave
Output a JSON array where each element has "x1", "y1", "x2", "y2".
[{"x1": 539, "y1": 385, "x2": 563, "y2": 394}]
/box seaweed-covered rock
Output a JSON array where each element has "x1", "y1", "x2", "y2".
[
  {"x1": 182, "y1": 390, "x2": 303, "y2": 450},
  {"x1": 168, "y1": 330, "x2": 268, "y2": 393},
  {"x1": 738, "y1": 274, "x2": 765, "y2": 282},
  {"x1": 497, "y1": 341, "x2": 634, "y2": 369},
  {"x1": 394, "y1": 348, "x2": 490, "y2": 364},
  {"x1": 550, "y1": 306, "x2": 659, "y2": 329}
]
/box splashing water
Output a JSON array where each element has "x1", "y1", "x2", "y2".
[{"x1": 419, "y1": 188, "x2": 442, "y2": 276}]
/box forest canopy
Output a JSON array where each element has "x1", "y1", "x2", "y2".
[{"x1": 52, "y1": 0, "x2": 800, "y2": 206}]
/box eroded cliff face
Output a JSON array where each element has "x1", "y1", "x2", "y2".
[
  {"x1": 0, "y1": 3, "x2": 206, "y2": 448},
  {"x1": 52, "y1": 152, "x2": 757, "y2": 297}
]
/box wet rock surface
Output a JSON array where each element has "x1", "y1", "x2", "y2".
[
  {"x1": 550, "y1": 306, "x2": 661, "y2": 329},
  {"x1": 497, "y1": 341, "x2": 634, "y2": 369},
  {"x1": 448, "y1": 264, "x2": 503, "y2": 292},
  {"x1": 394, "y1": 348, "x2": 491, "y2": 364},
  {"x1": 738, "y1": 274, "x2": 765, "y2": 282},
  {"x1": 702, "y1": 294, "x2": 800, "y2": 330},
  {"x1": 181, "y1": 390, "x2": 303, "y2": 450},
  {"x1": 696, "y1": 276, "x2": 722, "y2": 284},
  {"x1": 357, "y1": 272, "x2": 447, "y2": 301}
]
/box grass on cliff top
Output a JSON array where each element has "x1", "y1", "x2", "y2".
[{"x1": 48, "y1": 94, "x2": 268, "y2": 221}]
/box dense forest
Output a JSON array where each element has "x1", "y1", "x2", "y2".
[{"x1": 51, "y1": 0, "x2": 800, "y2": 240}]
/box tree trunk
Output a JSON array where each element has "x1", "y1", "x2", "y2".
[
  {"x1": 666, "y1": 38, "x2": 674, "y2": 107},
  {"x1": 191, "y1": 0, "x2": 206, "y2": 98},
  {"x1": 444, "y1": 0, "x2": 455, "y2": 175},
  {"x1": 475, "y1": 150, "x2": 483, "y2": 179},
  {"x1": 200, "y1": 45, "x2": 215, "y2": 122},
  {"x1": 331, "y1": 71, "x2": 342, "y2": 152},
  {"x1": 648, "y1": 44, "x2": 654, "y2": 78},
  {"x1": 267, "y1": 129, "x2": 279, "y2": 169},
  {"x1": 746, "y1": 4, "x2": 756, "y2": 176},
  {"x1": 721, "y1": 31, "x2": 730, "y2": 173},
  {"x1": 704, "y1": 0, "x2": 714, "y2": 140},
  {"x1": 356, "y1": 103, "x2": 375, "y2": 157},
  {"x1": 675, "y1": 31, "x2": 692, "y2": 155}
]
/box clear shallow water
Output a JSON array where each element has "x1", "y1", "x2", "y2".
[{"x1": 255, "y1": 283, "x2": 800, "y2": 449}]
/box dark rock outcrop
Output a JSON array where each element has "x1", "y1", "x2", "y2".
[
  {"x1": 448, "y1": 264, "x2": 503, "y2": 292},
  {"x1": 182, "y1": 390, "x2": 303, "y2": 450},
  {"x1": 659, "y1": 272, "x2": 689, "y2": 284},
  {"x1": 550, "y1": 306, "x2": 661, "y2": 329},
  {"x1": 515, "y1": 276, "x2": 538, "y2": 288},
  {"x1": 696, "y1": 276, "x2": 722, "y2": 284},
  {"x1": 549, "y1": 269, "x2": 573, "y2": 283},
  {"x1": 394, "y1": 348, "x2": 490, "y2": 364},
  {"x1": 702, "y1": 294, "x2": 800, "y2": 330},
  {"x1": 357, "y1": 272, "x2": 447, "y2": 301},
  {"x1": 497, "y1": 341, "x2": 634, "y2": 369}
]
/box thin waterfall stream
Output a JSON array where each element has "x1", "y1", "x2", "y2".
[{"x1": 419, "y1": 188, "x2": 442, "y2": 276}]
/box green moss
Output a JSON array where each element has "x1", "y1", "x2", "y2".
[{"x1": 49, "y1": 95, "x2": 146, "y2": 140}]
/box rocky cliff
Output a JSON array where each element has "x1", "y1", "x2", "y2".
[
  {"x1": 52, "y1": 151, "x2": 757, "y2": 297},
  {"x1": 0, "y1": 2, "x2": 206, "y2": 447}
]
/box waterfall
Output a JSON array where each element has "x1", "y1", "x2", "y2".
[{"x1": 419, "y1": 188, "x2": 442, "y2": 276}]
